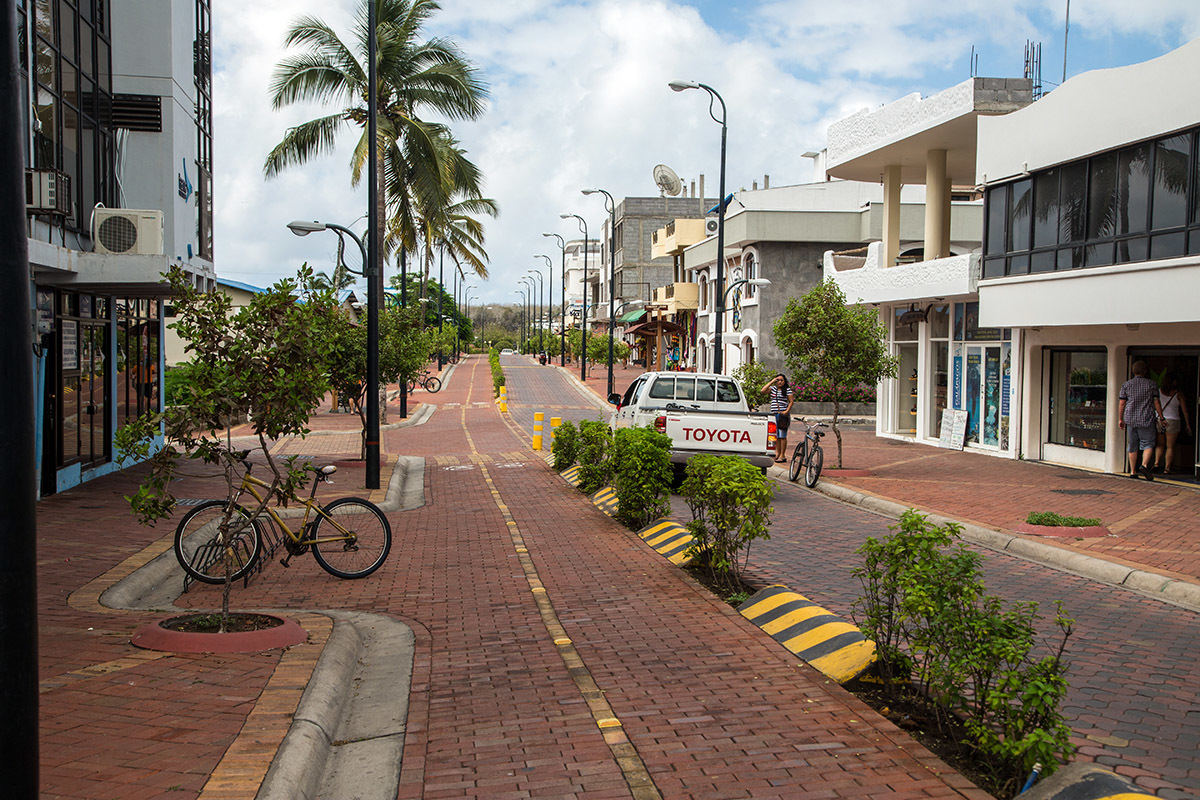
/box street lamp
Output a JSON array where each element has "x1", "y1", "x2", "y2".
[
  {"x1": 459, "y1": 283, "x2": 476, "y2": 360},
  {"x1": 534, "y1": 255, "x2": 553, "y2": 358},
  {"x1": 288, "y1": 219, "x2": 379, "y2": 489},
  {"x1": 582, "y1": 188, "x2": 618, "y2": 396},
  {"x1": 542, "y1": 233, "x2": 567, "y2": 366},
  {"x1": 527, "y1": 267, "x2": 544, "y2": 354},
  {"x1": 560, "y1": 213, "x2": 588, "y2": 381},
  {"x1": 670, "y1": 78, "x2": 729, "y2": 374},
  {"x1": 514, "y1": 288, "x2": 527, "y2": 349},
  {"x1": 722, "y1": 276, "x2": 771, "y2": 303},
  {"x1": 521, "y1": 276, "x2": 537, "y2": 351}
]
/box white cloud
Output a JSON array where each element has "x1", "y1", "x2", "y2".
[{"x1": 209, "y1": 0, "x2": 1199, "y2": 304}]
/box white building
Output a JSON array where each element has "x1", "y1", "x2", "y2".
[
  {"x1": 825, "y1": 41, "x2": 1200, "y2": 479},
  {"x1": 21, "y1": 0, "x2": 217, "y2": 495}
]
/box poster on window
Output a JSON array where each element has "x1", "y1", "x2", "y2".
[
  {"x1": 1000, "y1": 346, "x2": 1012, "y2": 450},
  {"x1": 952, "y1": 345, "x2": 963, "y2": 409},
  {"x1": 62, "y1": 320, "x2": 78, "y2": 371},
  {"x1": 984, "y1": 348, "x2": 1000, "y2": 447},
  {"x1": 966, "y1": 352, "x2": 980, "y2": 443}
]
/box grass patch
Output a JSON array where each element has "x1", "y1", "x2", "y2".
[{"x1": 1025, "y1": 511, "x2": 1102, "y2": 527}]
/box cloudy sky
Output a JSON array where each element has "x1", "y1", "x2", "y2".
[{"x1": 211, "y1": 0, "x2": 1200, "y2": 306}]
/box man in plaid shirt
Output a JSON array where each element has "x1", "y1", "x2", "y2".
[{"x1": 1118, "y1": 360, "x2": 1165, "y2": 480}]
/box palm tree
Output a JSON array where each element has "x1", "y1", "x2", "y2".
[{"x1": 264, "y1": 0, "x2": 489, "y2": 281}]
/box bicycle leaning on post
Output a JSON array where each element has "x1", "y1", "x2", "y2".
[
  {"x1": 787, "y1": 417, "x2": 828, "y2": 488},
  {"x1": 173, "y1": 455, "x2": 392, "y2": 583}
]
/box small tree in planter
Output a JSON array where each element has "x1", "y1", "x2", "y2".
[
  {"x1": 773, "y1": 279, "x2": 898, "y2": 467},
  {"x1": 115, "y1": 266, "x2": 341, "y2": 630},
  {"x1": 326, "y1": 303, "x2": 432, "y2": 450},
  {"x1": 609, "y1": 425, "x2": 672, "y2": 529},
  {"x1": 680, "y1": 454, "x2": 774, "y2": 592}
]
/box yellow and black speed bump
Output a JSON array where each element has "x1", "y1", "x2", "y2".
[
  {"x1": 737, "y1": 585, "x2": 876, "y2": 684},
  {"x1": 561, "y1": 465, "x2": 582, "y2": 486},
  {"x1": 635, "y1": 519, "x2": 695, "y2": 566},
  {"x1": 591, "y1": 486, "x2": 618, "y2": 516},
  {"x1": 1015, "y1": 763, "x2": 1158, "y2": 800}
]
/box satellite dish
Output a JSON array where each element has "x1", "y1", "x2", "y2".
[{"x1": 653, "y1": 164, "x2": 683, "y2": 197}]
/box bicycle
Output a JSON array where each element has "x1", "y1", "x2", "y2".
[
  {"x1": 787, "y1": 418, "x2": 828, "y2": 488},
  {"x1": 173, "y1": 458, "x2": 392, "y2": 584},
  {"x1": 407, "y1": 368, "x2": 442, "y2": 393}
]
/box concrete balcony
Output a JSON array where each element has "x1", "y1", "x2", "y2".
[
  {"x1": 651, "y1": 281, "x2": 699, "y2": 313},
  {"x1": 651, "y1": 218, "x2": 708, "y2": 259},
  {"x1": 823, "y1": 241, "x2": 978, "y2": 305}
]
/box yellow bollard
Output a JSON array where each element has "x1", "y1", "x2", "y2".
[
  {"x1": 533, "y1": 412, "x2": 544, "y2": 450},
  {"x1": 499, "y1": 385, "x2": 508, "y2": 413},
  {"x1": 550, "y1": 417, "x2": 562, "y2": 447}
]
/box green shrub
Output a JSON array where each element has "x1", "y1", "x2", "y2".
[
  {"x1": 610, "y1": 425, "x2": 673, "y2": 529},
  {"x1": 489, "y1": 349, "x2": 505, "y2": 397},
  {"x1": 163, "y1": 362, "x2": 198, "y2": 406},
  {"x1": 552, "y1": 420, "x2": 579, "y2": 472},
  {"x1": 1025, "y1": 511, "x2": 1101, "y2": 527},
  {"x1": 575, "y1": 420, "x2": 612, "y2": 493},
  {"x1": 731, "y1": 361, "x2": 776, "y2": 410},
  {"x1": 680, "y1": 454, "x2": 774, "y2": 590},
  {"x1": 851, "y1": 510, "x2": 1075, "y2": 796}
]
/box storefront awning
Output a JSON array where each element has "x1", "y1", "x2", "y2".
[
  {"x1": 617, "y1": 309, "x2": 647, "y2": 324},
  {"x1": 624, "y1": 319, "x2": 686, "y2": 338}
]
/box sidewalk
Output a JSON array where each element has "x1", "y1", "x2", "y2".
[{"x1": 36, "y1": 355, "x2": 985, "y2": 799}]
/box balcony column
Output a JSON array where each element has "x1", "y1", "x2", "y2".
[
  {"x1": 924, "y1": 149, "x2": 950, "y2": 260},
  {"x1": 883, "y1": 164, "x2": 902, "y2": 267}
]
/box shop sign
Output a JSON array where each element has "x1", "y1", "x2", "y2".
[{"x1": 62, "y1": 320, "x2": 78, "y2": 370}]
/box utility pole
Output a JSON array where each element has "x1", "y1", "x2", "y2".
[{"x1": 1, "y1": 3, "x2": 41, "y2": 794}]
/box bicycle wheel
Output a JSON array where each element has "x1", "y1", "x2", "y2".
[
  {"x1": 406, "y1": 378, "x2": 418, "y2": 393},
  {"x1": 424, "y1": 376, "x2": 441, "y2": 393},
  {"x1": 174, "y1": 501, "x2": 262, "y2": 585},
  {"x1": 788, "y1": 441, "x2": 807, "y2": 482},
  {"x1": 804, "y1": 445, "x2": 824, "y2": 488},
  {"x1": 311, "y1": 497, "x2": 392, "y2": 579}
]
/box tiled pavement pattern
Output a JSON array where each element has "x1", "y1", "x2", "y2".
[
  {"x1": 35, "y1": 355, "x2": 991, "y2": 799},
  {"x1": 520, "y1": 355, "x2": 1200, "y2": 798}
]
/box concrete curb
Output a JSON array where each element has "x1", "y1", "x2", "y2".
[
  {"x1": 1016, "y1": 762, "x2": 1158, "y2": 799},
  {"x1": 376, "y1": 455, "x2": 426, "y2": 513},
  {"x1": 807, "y1": 475, "x2": 1200, "y2": 613},
  {"x1": 258, "y1": 616, "x2": 362, "y2": 800}
]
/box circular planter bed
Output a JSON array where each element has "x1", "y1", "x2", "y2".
[
  {"x1": 131, "y1": 612, "x2": 307, "y2": 654},
  {"x1": 1015, "y1": 522, "x2": 1110, "y2": 539}
]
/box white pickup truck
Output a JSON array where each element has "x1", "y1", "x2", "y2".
[{"x1": 607, "y1": 372, "x2": 776, "y2": 470}]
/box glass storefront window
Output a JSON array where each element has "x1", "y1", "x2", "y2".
[{"x1": 1048, "y1": 350, "x2": 1107, "y2": 450}]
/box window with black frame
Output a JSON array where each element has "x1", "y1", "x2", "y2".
[
  {"x1": 1048, "y1": 350, "x2": 1107, "y2": 451},
  {"x1": 983, "y1": 127, "x2": 1200, "y2": 278}
]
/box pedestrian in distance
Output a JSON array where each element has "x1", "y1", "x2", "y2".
[
  {"x1": 1154, "y1": 370, "x2": 1192, "y2": 474},
  {"x1": 762, "y1": 373, "x2": 795, "y2": 463},
  {"x1": 1118, "y1": 360, "x2": 1165, "y2": 481}
]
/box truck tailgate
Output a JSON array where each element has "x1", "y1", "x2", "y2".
[{"x1": 663, "y1": 413, "x2": 773, "y2": 459}]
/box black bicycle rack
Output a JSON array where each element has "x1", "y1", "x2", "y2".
[{"x1": 180, "y1": 510, "x2": 288, "y2": 594}]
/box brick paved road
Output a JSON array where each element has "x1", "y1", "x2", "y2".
[
  {"x1": 38, "y1": 354, "x2": 988, "y2": 798},
  {"x1": 673, "y1": 480, "x2": 1200, "y2": 799}
]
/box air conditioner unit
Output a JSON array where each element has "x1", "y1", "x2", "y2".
[
  {"x1": 93, "y1": 208, "x2": 164, "y2": 255},
  {"x1": 25, "y1": 169, "x2": 71, "y2": 216},
  {"x1": 705, "y1": 216, "x2": 719, "y2": 235}
]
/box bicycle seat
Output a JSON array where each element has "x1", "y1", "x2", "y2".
[{"x1": 317, "y1": 465, "x2": 337, "y2": 476}]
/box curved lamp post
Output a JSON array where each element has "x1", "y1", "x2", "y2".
[
  {"x1": 542, "y1": 233, "x2": 567, "y2": 366},
  {"x1": 288, "y1": 219, "x2": 379, "y2": 488},
  {"x1": 521, "y1": 276, "x2": 538, "y2": 351},
  {"x1": 514, "y1": 288, "x2": 527, "y2": 349},
  {"x1": 582, "y1": 187, "x2": 618, "y2": 396},
  {"x1": 670, "y1": 78, "x2": 728, "y2": 374},
  {"x1": 527, "y1": 268, "x2": 544, "y2": 353},
  {"x1": 534, "y1": 255, "x2": 553, "y2": 359},
  {"x1": 719, "y1": 277, "x2": 771, "y2": 364},
  {"x1": 560, "y1": 213, "x2": 588, "y2": 380}
]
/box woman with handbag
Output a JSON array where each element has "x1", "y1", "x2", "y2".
[{"x1": 1154, "y1": 371, "x2": 1193, "y2": 474}]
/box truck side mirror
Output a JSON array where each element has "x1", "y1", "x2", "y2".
[{"x1": 607, "y1": 392, "x2": 621, "y2": 406}]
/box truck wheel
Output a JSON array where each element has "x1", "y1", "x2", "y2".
[{"x1": 671, "y1": 463, "x2": 687, "y2": 491}]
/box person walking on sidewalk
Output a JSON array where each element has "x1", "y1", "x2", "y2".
[
  {"x1": 1118, "y1": 360, "x2": 1165, "y2": 480},
  {"x1": 763, "y1": 373, "x2": 795, "y2": 463},
  {"x1": 1155, "y1": 370, "x2": 1193, "y2": 474}
]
